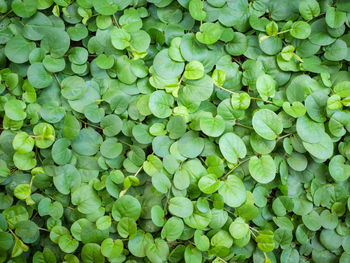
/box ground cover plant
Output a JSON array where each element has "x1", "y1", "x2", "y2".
[{"x1": 1, "y1": 0, "x2": 350, "y2": 262}]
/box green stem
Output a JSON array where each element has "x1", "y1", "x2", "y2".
[
  {"x1": 163, "y1": 188, "x2": 171, "y2": 214},
  {"x1": 216, "y1": 85, "x2": 235, "y2": 94},
  {"x1": 112, "y1": 14, "x2": 120, "y2": 28},
  {"x1": 232, "y1": 57, "x2": 242, "y2": 66},
  {"x1": 75, "y1": 117, "x2": 102, "y2": 130},
  {"x1": 222, "y1": 157, "x2": 251, "y2": 180},
  {"x1": 119, "y1": 140, "x2": 132, "y2": 147},
  {"x1": 277, "y1": 132, "x2": 295, "y2": 141},
  {"x1": 53, "y1": 73, "x2": 62, "y2": 89},
  {"x1": 119, "y1": 166, "x2": 143, "y2": 197},
  {"x1": 277, "y1": 29, "x2": 290, "y2": 35},
  {"x1": 235, "y1": 122, "x2": 254, "y2": 130},
  {"x1": 0, "y1": 10, "x2": 13, "y2": 23},
  {"x1": 250, "y1": 97, "x2": 273, "y2": 104},
  {"x1": 217, "y1": 257, "x2": 228, "y2": 263}
]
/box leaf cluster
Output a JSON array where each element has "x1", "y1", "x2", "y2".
[{"x1": 1, "y1": 0, "x2": 350, "y2": 263}]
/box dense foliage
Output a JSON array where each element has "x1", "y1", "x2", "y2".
[{"x1": 1, "y1": 0, "x2": 350, "y2": 262}]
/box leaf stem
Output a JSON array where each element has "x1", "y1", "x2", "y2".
[
  {"x1": 249, "y1": 226, "x2": 259, "y2": 233},
  {"x1": 163, "y1": 188, "x2": 171, "y2": 214},
  {"x1": 222, "y1": 157, "x2": 251, "y2": 180},
  {"x1": 0, "y1": 10, "x2": 13, "y2": 23},
  {"x1": 232, "y1": 57, "x2": 242, "y2": 66},
  {"x1": 119, "y1": 166, "x2": 143, "y2": 197},
  {"x1": 75, "y1": 117, "x2": 102, "y2": 130},
  {"x1": 277, "y1": 29, "x2": 290, "y2": 35},
  {"x1": 250, "y1": 229, "x2": 257, "y2": 238},
  {"x1": 250, "y1": 96, "x2": 273, "y2": 104},
  {"x1": 216, "y1": 85, "x2": 235, "y2": 94},
  {"x1": 118, "y1": 140, "x2": 132, "y2": 147},
  {"x1": 217, "y1": 257, "x2": 228, "y2": 263},
  {"x1": 235, "y1": 121, "x2": 254, "y2": 130},
  {"x1": 277, "y1": 132, "x2": 295, "y2": 141},
  {"x1": 264, "y1": 252, "x2": 270, "y2": 262},
  {"x1": 112, "y1": 14, "x2": 120, "y2": 28},
  {"x1": 8, "y1": 228, "x2": 18, "y2": 239},
  {"x1": 53, "y1": 73, "x2": 62, "y2": 89},
  {"x1": 38, "y1": 227, "x2": 49, "y2": 232}
]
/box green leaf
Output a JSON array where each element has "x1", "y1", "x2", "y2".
[
  {"x1": 324, "y1": 39, "x2": 348, "y2": 61},
  {"x1": 153, "y1": 49, "x2": 184, "y2": 79},
  {"x1": 329, "y1": 155, "x2": 350, "y2": 181},
  {"x1": 256, "y1": 230, "x2": 274, "y2": 252},
  {"x1": 58, "y1": 235, "x2": 79, "y2": 253},
  {"x1": 96, "y1": 54, "x2": 114, "y2": 69},
  {"x1": 0, "y1": 232, "x2": 14, "y2": 251},
  {"x1": 13, "y1": 151, "x2": 37, "y2": 170},
  {"x1": 3, "y1": 205, "x2": 29, "y2": 229},
  {"x1": 33, "y1": 122, "x2": 55, "y2": 149},
  {"x1": 100, "y1": 138, "x2": 122, "y2": 159},
  {"x1": 61, "y1": 76, "x2": 86, "y2": 100},
  {"x1": 11, "y1": 236, "x2": 29, "y2": 257},
  {"x1": 12, "y1": 0, "x2": 37, "y2": 18},
  {"x1": 266, "y1": 21, "x2": 278, "y2": 36},
  {"x1": 218, "y1": 175, "x2": 246, "y2": 208},
  {"x1": 196, "y1": 23, "x2": 222, "y2": 45},
  {"x1": 219, "y1": 132, "x2": 247, "y2": 164},
  {"x1": 145, "y1": 238, "x2": 169, "y2": 263},
  {"x1": 27, "y1": 62, "x2": 52, "y2": 89},
  {"x1": 299, "y1": 0, "x2": 320, "y2": 20},
  {"x1": 15, "y1": 220, "x2": 39, "y2": 244},
  {"x1": 326, "y1": 7, "x2": 346, "y2": 28},
  {"x1": 198, "y1": 174, "x2": 221, "y2": 194},
  {"x1": 1, "y1": 2, "x2": 350, "y2": 262},
  {"x1": 184, "y1": 61, "x2": 204, "y2": 80},
  {"x1": 212, "y1": 69, "x2": 226, "y2": 87},
  {"x1": 231, "y1": 92, "x2": 251, "y2": 110},
  {"x1": 5, "y1": 35, "x2": 36, "y2": 63},
  {"x1": 161, "y1": 217, "x2": 184, "y2": 242},
  {"x1": 189, "y1": 0, "x2": 206, "y2": 21},
  {"x1": 168, "y1": 37, "x2": 185, "y2": 62},
  {"x1": 290, "y1": 21, "x2": 311, "y2": 39},
  {"x1": 168, "y1": 197, "x2": 193, "y2": 218},
  {"x1": 12, "y1": 132, "x2": 34, "y2": 153},
  {"x1": 112, "y1": 195, "x2": 141, "y2": 221},
  {"x1": 14, "y1": 184, "x2": 31, "y2": 200},
  {"x1": 226, "y1": 32, "x2": 248, "y2": 56},
  {"x1": 151, "y1": 205, "x2": 165, "y2": 227},
  {"x1": 185, "y1": 244, "x2": 202, "y2": 263},
  {"x1": 200, "y1": 113, "x2": 225, "y2": 137},
  {"x1": 111, "y1": 28, "x2": 131, "y2": 50},
  {"x1": 130, "y1": 30, "x2": 150, "y2": 52},
  {"x1": 256, "y1": 74, "x2": 276, "y2": 100},
  {"x1": 229, "y1": 217, "x2": 249, "y2": 239},
  {"x1": 51, "y1": 138, "x2": 72, "y2": 165},
  {"x1": 149, "y1": 90, "x2": 174, "y2": 119},
  {"x1": 152, "y1": 172, "x2": 171, "y2": 194},
  {"x1": 101, "y1": 238, "x2": 123, "y2": 259},
  {"x1": 283, "y1": 102, "x2": 306, "y2": 118},
  {"x1": 249, "y1": 155, "x2": 276, "y2": 184},
  {"x1": 4, "y1": 99, "x2": 27, "y2": 121},
  {"x1": 194, "y1": 230, "x2": 210, "y2": 251},
  {"x1": 117, "y1": 217, "x2": 137, "y2": 238},
  {"x1": 334, "y1": 81, "x2": 350, "y2": 97},
  {"x1": 43, "y1": 55, "x2": 65, "y2": 73},
  {"x1": 252, "y1": 109, "x2": 283, "y2": 140},
  {"x1": 72, "y1": 128, "x2": 102, "y2": 156},
  {"x1": 302, "y1": 210, "x2": 321, "y2": 231},
  {"x1": 178, "y1": 131, "x2": 204, "y2": 158},
  {"x1": 81, "y1": 243, "x2": 105, "y2": 263}
]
